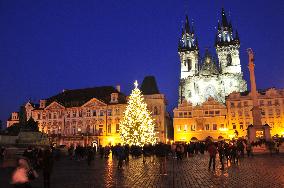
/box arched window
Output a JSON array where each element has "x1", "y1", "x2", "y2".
[
  {"x1": 187, "y1": 59, "x2": 192, "y2": 71},
  {"x1": 227, "y1": 54, "x2": 232, "y2": 66},
  {"x1": 153, "y1": 106, "x2": 159, "y2": 115}
]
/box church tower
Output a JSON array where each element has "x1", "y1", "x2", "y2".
[
  {"x1": 215, "y1": 8, "x2": 241, "y2": 74},
  {"x1": 178, "y1": 15, "x2": 199, "y2": 79}
]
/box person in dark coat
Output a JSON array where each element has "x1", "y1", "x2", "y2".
[
  {"x1": 42, "y1": 148, "x2": 53, "y2": 188},
  {"x1": 207, "y1": 142, "x2": 217, "y2": 171}
]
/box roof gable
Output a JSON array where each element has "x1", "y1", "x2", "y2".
[
  {"x1": 82, "y1": 98, "x2": 107, "y2": 108},
  {"x1": 45, "y1": 101, "x2": 65, "y2": 110}
]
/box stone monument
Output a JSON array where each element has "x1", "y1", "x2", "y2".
[{"x1": 247, "y1": 48, "x2": 271, "y2": 142}]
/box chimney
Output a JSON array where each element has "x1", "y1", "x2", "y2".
[{"x1": 116, "y1": 85, "x2": 121, "y2": 92}]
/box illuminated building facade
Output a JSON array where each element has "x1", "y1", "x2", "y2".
[
  {"x1": 174, "y1": 9, "x2": 283, "y2": 142},
  {"x1": 178, "y1": 9, "x2": 247, "y2": 105},
  {"x1": 7, "y1": 77, "x2": 168, "y2": 146},
  {"x1": 174, "y1": 88, "x2": 284, "y2": 142}
]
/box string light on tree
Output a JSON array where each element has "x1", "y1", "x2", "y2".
[{"x1": 119, "y1": 80, "x2": 156, "y2": 146}]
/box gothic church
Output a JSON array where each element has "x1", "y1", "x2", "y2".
[{"x1": 178, "y1": 9, "x2": 247, "y2": 105}]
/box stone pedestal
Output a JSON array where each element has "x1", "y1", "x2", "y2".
[{"x1": 248, "y1": 124, "x2": 271, "y2": 143}]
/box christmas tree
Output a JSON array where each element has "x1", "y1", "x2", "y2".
[{"x1": 119, "y1": 80, "x2": 156, "y2": 146}]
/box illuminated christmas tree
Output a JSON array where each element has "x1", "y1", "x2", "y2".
[{"x1": 120, "y1": 80, "x2": 156, "y2": 146}]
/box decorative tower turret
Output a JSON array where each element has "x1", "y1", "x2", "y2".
[
  {"x1": 215, "y1": 8, "x2": 241, "y2": 74},
  {"x1": 178, "y1": 15, "x2": 199, "y2": 79}
]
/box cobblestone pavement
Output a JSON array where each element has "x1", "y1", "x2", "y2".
[{"x1": 1, "y1": 153, "x2": 284, "y2": 188}]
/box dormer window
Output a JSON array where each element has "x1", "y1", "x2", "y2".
[
  {"x1": 111, "y1": 93, "x2": 118, "y2": 103},
  {"x1": 40, "y1": 100, "x2": 46, "y2": 108}
]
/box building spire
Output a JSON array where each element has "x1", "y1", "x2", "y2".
[
  {"x1": 221, "y1": 8, "x2": 229, "y2": 27},
  {"x1": 178, "y1": 15, "x2": 198, "y2": 52},
  {"x1": 185, "y1": 15, "x2": 191, "y2": 33}
]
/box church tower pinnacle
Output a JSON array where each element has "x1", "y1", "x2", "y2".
[
  {"x1": 215, "y1": 8, "x2": 241, "y2": 75},
  {"x1": 178, "y1": 15, "x2": 199, "y2": 79}
]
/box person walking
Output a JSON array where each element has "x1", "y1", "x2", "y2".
[
  {"x1": 246, "y1": 142, "x2": 252, "y2": 157},
  {"x1": 116, "y1": 144, "x2": 125, "y2": 170},
  {"x1": 11, "y1": 158, "x2": 32, "y2": 188},
  {"x1": 156, "y1": 143, "x2": 167, "y2": 175},
  {"x1": 218, "y1": 141, "x2": 225, "y2": 170},
  {"x1": 207, "y1": 142, "x2": 217, "y2": 171},
  {"x1": 87, "y1": 147, "x2": 94, "y2": 166},
  {"x1": 42, "y1": 148, "x2": 53, "y2": 188}
]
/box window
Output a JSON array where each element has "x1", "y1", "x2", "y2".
[
  {"x1": 275, "y1": 99, "x2": 279, "y2": 105},
  {"x1": 191, "y1": 125, "x2": 196, "y2": 131},
  {"x1": 259, "y1": 100, "x2": 264, "y2": 106},
  {"x1": 238, "y1": 110, "x2": 243, "y2": 116},
  {"x1": 100, "y1": 110, "x2": 104, "y2": 116},
  {"x1": 232, "y1": 123, "x2": 236, "y2": 129},
  {"x1": 215, "y1": 111, "x2": 220, "y2": 115},
  {"x1": 213, "y1": 124, "x2": 217, "y2": 130},
  {"x1": 92, "y1": 110, "x2": 96, "y2": 116},
  {"x1": 48, "y1": 113, "x2": 52, "y2": 119},
  {"x1": 177, "y1": 125, "x2": 181, "y2": 132},
  {"x1": 267, "y1": 101, "x2": 272, "y2": 106},
  {"x1": 86, "y1": 110, "x2": 91, "y2": 117},
  {"x1": 205, "y1": 111, "x2": 209, "y2": 115},
  {"x1": 53, "y1": 112, "x2": 57, "y2": 119},
  {"x1": 66, "y1": 112, "x2": 70, "y2": 118},
  {"x1": 107, "y1": 109, "x2": 112, "y2": 116},
  {"x1": 245, "y1": 110, "x2": 249, "y2": 117},
  {"x1": 184, "y1": 125, "x2": 187, "y2": 132},
  {"x1": 99, "y1": 128, "x2": 103, "y2": 135},
  {"x1": 268, "y1": 109, "x2": 273, "y2": 116},
  {"x1": 42, "y1": 113, "x2": 46, "y2": 119},
  {"x1": 240, "y1": 122, "x2": 244, "y2": 130},
  {"x1": 231, "y1": 111, "x2": 235, "y2": 117},
  {"x1": 209, "y1": 111, "x2": 214, "y2": 116},
  {"x1": 79, "y1": 111, "x2": 82, "y2": 117},
  {"x1": 37, "y1": 113, "x2": 41, "y2": 120},
  {"x1": 183, "y1": 112, "x2": 187, "y2": 117},
  {"x1": 154, "y1": 106, "x2": 159, "y2": 115},
  {"x1": 237, "y1": 102, "x2": 241, "y2": 107},
  {"x1": 261, "y1": 110, "x2": 265, "y2": 116},
  {"x1": 276, "y1": 109, "x2": 280, "y2": 117},
  {"x1": 115, "y1": 108, "x2": 120, "y2": 115},
  {"x1": 72, "y1": 111, "x2": 76, "y2": 117},
  {"x1": 107, "y1": 124, "x2": 111, "y2": 133},
  {"x1": 244, "y1": 101, "x2": 248, "y2": 107},
  {"x1": 230, "y1": 102, "x2": 235, "y2": 108},
  {"x1": 179, "y1": 112, "x2": 183, "y2": 117},
  {"x1": 116, "y1": 124, "x2": 119, "y2": 133},
  {"x1": 77, "y1": 127, "x2": 82, "y2": 133},
  {"x1": 188, "y1": 112, "x2": 192, "y2": 117},
  {"x1": 205, "y1": 124, "x2": 210, "y2": 130}
]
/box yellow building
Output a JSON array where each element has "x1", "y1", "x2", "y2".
[
  {"x1": 174, "y1": 98, "x2": 230, "y2": 142},
  {"x1": 174, "y1": 88, "x2": 284, "y2": 142},
  {"x1": 226, "y1": 88, "x2": 284, "y2": 138}
]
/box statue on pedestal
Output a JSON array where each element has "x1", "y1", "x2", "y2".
[{"x1": 247, "y1": 49, "x2": 271, "y2": 142}]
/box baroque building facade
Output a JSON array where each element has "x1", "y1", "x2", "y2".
[
  {"x1": 7, "y1": 77, "x2": 169, "y2": 146},
  {"x1": 178, "y1": 9, "x2": 247, "y2": 105}
]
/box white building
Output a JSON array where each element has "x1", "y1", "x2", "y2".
[{"x1": 178, "y1": 9, "x2": 247, "y2": 105}]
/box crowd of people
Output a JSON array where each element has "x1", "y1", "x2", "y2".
[{"x1": 0, "y1": 137, "x2": 283, "y2": 188}]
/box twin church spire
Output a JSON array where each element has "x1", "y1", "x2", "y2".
[
  {"x1": 178, "y1": 15, "x2": 199, "y2": 52},
  {"x1": 215, "y1": 8, "x2": 240, "y2": 46},
  {"x1": 178, "y1": 8, "x2": 247, "y2": 105}
]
